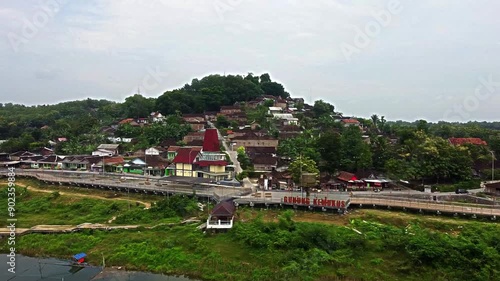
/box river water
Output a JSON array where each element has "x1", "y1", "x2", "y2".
[{"x1": 0, "y1": 254, "x2": 196, "y2": 281}]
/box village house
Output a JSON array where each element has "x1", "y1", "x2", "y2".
[
  {"x1": 99, "y1": 156, "x2": 125, "y2": 173},
  {"x1": 258, "y1": 170, "x2": 293, "y2": 190},
  {"x1": 195, "y1": 129, "x2": 230, "y2": 180},
  {"x1": 220, "y1": 105, "x2": 242, "y2": 115},
  {"x1": 172, "y1": 129, "x2": 230, "y2": 180},
  {"x1": 33, "y1": 147, "x2": 54, "y2": 156},
  {"x1": 123, "y1": 158, "x2": 146, "y2": 175},
  {"x1": 118, "y1": 118, "x2": 137, "y2": 126},
  {"x1": 92, "y1": 144, "x2": 120, "y2": 156},
  {"x1": 172, "y1": 147, "x2": 202, "y2": 177},
  {"x1": 268, "y1": 107, "x2": 283, "y2": 115},
  {"x1": 485, "y1": 182, "x2": 500, "y2": 196},
  {"x1": 253, "y1": 156, "x2": 278, "y2": 172},
  {"x1": 448, "y1": 138, "x2": 488, "y2": 146},
  {"x1": 245, "y1": 146, "x2": 277, "y2": 159},
  {"x1": 337, "y1": 171, "x2": 365, "y2": 189},
  {"x1": 206, "y1": 201, "x2": 235, "y2": 230},
  {"x1": 145, "y1": 147, "x2": 159, "y2": 156},
  {"x1": 275, "y1": 97, "x2": 288, "y2": 109},
  {"x1": 183, "y1": 131, "x2": 205, "y2": 143},
  {"x1": 186, "y1": 139, "x2": 204, "y2": 147},
  {"x1": 22, "y1": 155, "x2": 44, "y2": 169},
  {"x1": 187, "y1": 121, "x2": 205, "y2": 131},
  {"x1": 142, "y1": 155, "x2": 170, "y2": 176},
  {"x1": 340, "y1": 118, "x2": 362, "y2": 128},
  {"x1": 277, "y1": 125, "x2": 302, "y2": 140},
  {"x1": 272, "y1": 113, "x2": 298, "y2": 126},
  {"x1": 35, "y1": 155, "x2": 64, "y2": 170},
  {"x1": 228, "y1": 128, "x2": 267, "y2": 140},
  {"x1": 62, "y1": 156, "x2": 101, "y2": 171},
  {"x1": 166, "y1": 146, "x2": 180, "y2": 160},
  {"x1": 182, "y1": 114, "x2": 205, "y2": 123},
  {"x1": 9, "y1": 151, "x2": 39, "y2": 161},
  {"x1": 182, "y1": 114, "x2": 206, "y2": 131},
  {"x1": 231, "y1": 132, "x2": 279, "y2": 150},
  {"x1": 225, "y1": 112, "x2": 248, "y2": 123},
  {"x1": 150, "y1": 111, "x2": 164, "y2": 122}
]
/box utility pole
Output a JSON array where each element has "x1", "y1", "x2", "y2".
[
  {"x1": 300, "y1": 154, "x2": 303, "y2": 198},
  {"x1": 491, "y1": 151, "x2": 495, "y2": 181}
]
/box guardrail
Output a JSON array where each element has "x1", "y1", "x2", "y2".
[
  {"x1": 351, "y1": 194, "x2": 500, "y2": 209},
  {"x1": 0, "y1": 170, "x2": 250, "y2": 199},
  {"x1": 350, "y1": 197, "x2": 500, "y2": 216}
]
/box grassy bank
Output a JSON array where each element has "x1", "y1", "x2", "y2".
[
  {"x1": 0, "y1": 184, "x2": 145, "y2": 227},
  {"x1": 1, "y1": 181, "x2": 500, "y2": 280},
  {"x1": 2, "y1": 212, "x2": 499, "y2": 281}
]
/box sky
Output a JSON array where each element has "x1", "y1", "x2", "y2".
[{"x1": 1, "y1": 0, "x2": 500, "y2": 122}]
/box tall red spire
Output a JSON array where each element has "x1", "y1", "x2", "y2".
[{"x1": 203, "y1": 129, "x2": 220, "y2": 152}]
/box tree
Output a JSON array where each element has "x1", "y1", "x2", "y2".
[
  {"x1": 122, "y1": 94, "x2": 154, "y2": 118},
  {"x1": 236, "y1": 146, "x2": 253, "y2": 171},
  {"x1": 288, "y1": 156, "x2": 319, "y2": 185},
  {"x1": 277, "y1": 131, "x2": 320, "y2": 163},
  {"x1": 215, "y1": 115, "x2": 230, "y2": 128},
  {"x1": 313, "y1": 100, "x2": 335, "y2": 118},
  {"x1": 261, "y1": 82, "x2": 289, "y2": 98},
  {"x1": 339, "y1": 126, "x2": 372, "y2": 171},
  {"x1": 371, "y1": 136, "x2": 394, "y2": 171},
  {"x1": 259, "y1": 73, "x2": 271, "y2": 83},
  {"x1": 371, "y1": 114, "x2": 380, "y2": 131},
  {"x1": 316, "y1": 131, "x2": 342, "y2": 173}
]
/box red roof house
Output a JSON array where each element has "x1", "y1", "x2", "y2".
[
  {"x1": 172, "y1": 147, "x2": 202, "y2": 164},
  {"x1": 448, "y1": 138, "x2": 488, "y2": 146},
  {"x1": 337, "y1": 171, "x2": 358, "y2": 182}
]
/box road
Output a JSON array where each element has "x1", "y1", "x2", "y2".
[
  {"x1": 206, "y1": 120, "x2": 256, "y2": 191},
  {"x1": 207, "y1": 120, "x2": 242, "y2": 174}
]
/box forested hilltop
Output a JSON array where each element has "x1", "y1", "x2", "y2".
[
  {"x1": 0, "y1": 73, "x2": 285, "y2": 152},
  {"x1": 1, "y1": 72, "x2": 500, "y2": 185}
]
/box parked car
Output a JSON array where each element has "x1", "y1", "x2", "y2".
[{"x1": 455, "y1": 189, "x2": 469, "y2": 194}]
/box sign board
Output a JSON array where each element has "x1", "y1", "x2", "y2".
[{"x1": 283, "y1": 196, "x2": 347, "y2": 208}]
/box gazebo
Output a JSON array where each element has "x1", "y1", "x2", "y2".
[{"x1": 206, "y1": 201, "x2": 235, "y2": 230}]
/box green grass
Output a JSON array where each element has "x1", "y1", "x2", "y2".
[
  {"x1": 0, "y1": 185, "x2": 143, "y2": 227},
  {"x1": 3, "y1": 217, "x2": 499, "y2": 281},
  {"x1": 1, "y1": 180, "x2": 500, "y2": 281}
]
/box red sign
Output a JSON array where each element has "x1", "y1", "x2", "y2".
[{"x1": 283, "y1": 196, "x2": 346, "y2": 208}]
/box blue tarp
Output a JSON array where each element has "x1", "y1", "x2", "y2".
[{"x1": 73, "y1": 253, "x2": 87, "y2": 260}]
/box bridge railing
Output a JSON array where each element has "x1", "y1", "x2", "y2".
[
  {"x1": 351, "y1": 197, "x2": 500, "y2": 216},
  {"x1": 352, "y1": 193, "x2": 500, "y2": 209}
]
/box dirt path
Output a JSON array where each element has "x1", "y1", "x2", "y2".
[{"x1": 6, "y1": 182, "x2": 152, "y2": 209}]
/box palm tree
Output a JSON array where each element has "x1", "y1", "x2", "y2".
[{"x1": 371, "y1": 114, "x2": 380, "y2": 131}]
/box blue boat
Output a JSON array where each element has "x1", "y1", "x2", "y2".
[{"x1": 72, "y1": 253, "x2": 87, "y2": 264}]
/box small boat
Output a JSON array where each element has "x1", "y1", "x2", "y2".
[{"x1": 72, "y1": 253, "x2": 87, "y2": 264}]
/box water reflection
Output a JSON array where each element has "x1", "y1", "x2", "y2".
[{"x1": 0, "y1": 255, "x2": 195, "y2": 281}]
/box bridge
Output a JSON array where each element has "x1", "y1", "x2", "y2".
[
  {"x1": 1, "y1": 169, "x2": 499, "y2": 219},
  {"x1": 0, "y1": 169, "x2": 250, "y2": 201}
]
